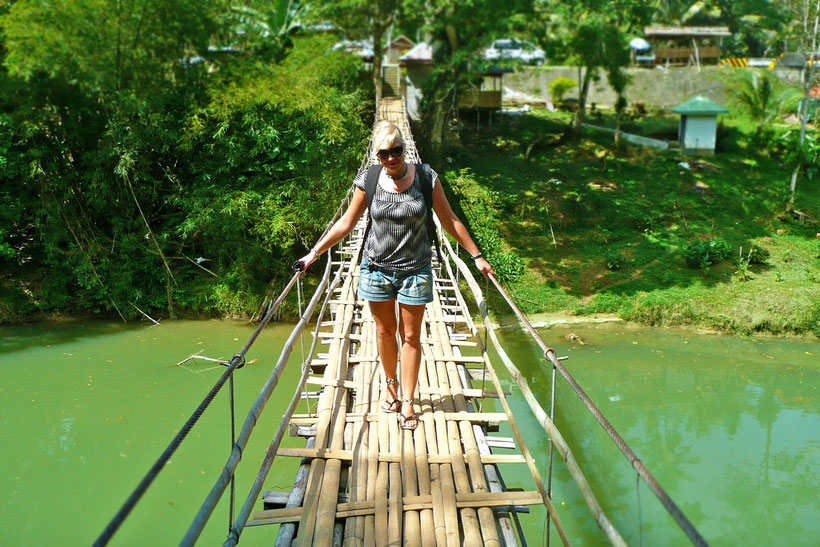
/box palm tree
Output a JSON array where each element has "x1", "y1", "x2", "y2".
[
  {"x1": 225, "y1": 0, "x2": 303, "y2": 60},
  {"x1": 727, "y1": 70, "x2": 800, "y2": 134},
  {"x1": 652, "y1": 0, "x2": 721, "y2": 25}
]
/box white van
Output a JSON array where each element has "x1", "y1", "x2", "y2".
[{"x1": 484, "y1": 39, "x2": 546, "y2": 66}]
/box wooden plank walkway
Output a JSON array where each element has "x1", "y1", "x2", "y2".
[{"x1": 250, "y1": 99, "x2": 541, "y2": 545}]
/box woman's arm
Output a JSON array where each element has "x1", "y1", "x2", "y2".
[
  {"x1": 297, "y1": 187, "x2": 367, "y2": 270},
  {"x1": 431, "y1": 177, "x2": 494, "y2": 278}
]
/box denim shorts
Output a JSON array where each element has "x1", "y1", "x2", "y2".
[{"x1": 359, "y1": 259, "x2": 434, "y2": 305}]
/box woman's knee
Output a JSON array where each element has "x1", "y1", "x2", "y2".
[
  {"x1": 375, "y1": 323, "x2": 397, "y2": 339},
  {"x1": 401, "y1": 324, "x2": 421, "y2": 346}
]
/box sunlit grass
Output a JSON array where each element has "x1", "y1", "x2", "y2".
[{"x1": 447, "y1": 107, "x2": 820, "y2": 335}]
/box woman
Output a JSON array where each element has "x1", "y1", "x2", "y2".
[{"x1": 297, "y1": 121, "x2": 493, "y2": 430}]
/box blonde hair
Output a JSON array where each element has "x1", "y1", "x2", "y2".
[{"x1": 372, "y1": 121, "x2": 404, "y2": 156}]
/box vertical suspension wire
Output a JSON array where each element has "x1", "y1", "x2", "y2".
[
  {"x1": 636, "y1": 472, "x2": 643, "y2": 547},
  {"x1": 546, "y1": 358, "x2": 557, "y2": 546},
  {"x1": 455, "y1": 242, "x2": 460, "y2": 285},
  {"x1": 478, "y1": 275, "x2": 489, "y2": 413},
  {"x1": 297, "y1": 276, "x2": 312, "y2": 418},
  {"x1": 228, "y1": 373, "x2": 236, "y2": 531}
]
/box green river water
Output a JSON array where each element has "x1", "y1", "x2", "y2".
[{"x1": 0, "y1": 319, "x2": 817, "y2": 545}]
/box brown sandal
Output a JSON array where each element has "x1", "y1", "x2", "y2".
[
  {"x1": 381, "y1": 378, "x2": 400, "y2": 413},
  {"x1": 399, "y1": 398, "x2": 419, "y2": 431}
]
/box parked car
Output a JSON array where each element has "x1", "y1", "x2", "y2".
[{"x1": 484, "y1": 39, "x2": 545, "y2": 66}]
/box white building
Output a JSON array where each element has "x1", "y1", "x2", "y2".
[{"x1": 671, "y1": 96, "x2": 729, "y2": 155}]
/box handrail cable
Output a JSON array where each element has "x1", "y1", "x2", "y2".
[
  {"x1": 94, "y1": 172, "x2": 357, "y2": 547},
  {"x1": 93, "y1": 269, "x2": 301, "y2": 546},
  {"x1": 437, "y1": 234, "x2": 596, "y2": 546},
  {"x1": 181, "y1": 251, "x2": 334, "y2": 545},
  {"x1": 468, "y1": 238, "x2": 708, "y2": 546},
  {"x1": 224, "y1": 253, "x2": 346, "y2": 546},
  {"x1": 179, "y1": 111, "x2": 379, "y2": 545}
]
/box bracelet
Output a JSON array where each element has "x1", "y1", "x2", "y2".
[
  {"x1": 470, "y1": 252, "x2": 483, "y2": 260},
  {"x1": 310, "y1": 248, "x2": 320, "y2": 258}
]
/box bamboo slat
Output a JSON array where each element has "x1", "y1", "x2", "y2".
[
  {"x1": 268, "y1": 99, "x2": 561, "y2": 547},
  {"x1": 428, "y1": 297, "x2": 485, "y2": 546},
  {"x1": 374, "y1": 403, "x2": 389, "y2": 543},
  {"x1": 422, "y1": 342, "x2": 461, "y2": 547},
  {"x1": 364, "y1": 315, "x2": 380, "y2": 546},
  {"x1": 294, "y1": 275, "x2": 354, "y2": 547},
  {"x1": 400, "y1": 379, "x2": 421, "y2": 546},
  {"x1": 252, "y1": 491, "x2": 544, "y2": 523},
  {"x1": 416, "y1": 340, "x2": 447, "y2": 547},
  {"x1": 431, "y1": 289, "x2": 501, "y2": 547},
  {"x1": 387, "y1": 389, "x2": 402, "y2": 546}
]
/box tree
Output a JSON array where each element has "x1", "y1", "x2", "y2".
[
  {"x1": 314, "y1": 0, "x2": 398, "y2": 108},
  {"x1": 412, "y1": 0, "x2": 534, "y2": 160},
  {"x1": 0, "y1": 2, "x2": 369, "y2": 320},
  {"x1": 223, "y1": 0, "x2": 304, "y2": 61},
  {"x1": 782, "y1": 0, "x2": 820, "y2": 211},
  {"x1": 2, "y1": 0, "x2": 221, "y2": 94},
  {"x1": 538, "y1": 1, "x2": 649, "y2": 134},
  {"x1": 727, "y1": 70, "x2": 801, "y2": 135}
]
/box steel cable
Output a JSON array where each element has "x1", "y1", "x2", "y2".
[
  {"x1": 93, "y1": 272, "x2": 300, "y2": 547},
  {"x1": 487, "y1": 273, "x2": 708, "y2": 547}
]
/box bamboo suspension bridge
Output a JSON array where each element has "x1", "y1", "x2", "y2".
[{"x1": 95, "y1": 98, "x2": 708, "y2": 546}]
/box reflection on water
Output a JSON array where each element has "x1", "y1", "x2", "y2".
[
  {"x1": 0, "y1": 319, "x2": 817, "y2": 544},
  {"x1": 496, "y1": 323, "x2": 819, "y2": 545}
]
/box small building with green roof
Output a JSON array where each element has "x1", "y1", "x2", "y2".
[{"x1": 671, "y1": 96, "x2": 729, "y2": 155}]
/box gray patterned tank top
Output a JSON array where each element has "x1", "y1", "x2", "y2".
[{"x1": 353, "y1": 164, "x2": 438, "y2": 272}]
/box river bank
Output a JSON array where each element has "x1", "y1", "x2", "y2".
[{"x1": 444, "y1": 106, "x2": 820, "y2": 338}]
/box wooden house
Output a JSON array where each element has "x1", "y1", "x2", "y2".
[{"x1": 645, "y1": 26, "x2": 731, "y2": 68}]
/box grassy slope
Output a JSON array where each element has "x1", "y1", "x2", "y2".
[{"x1": 447, "y1": 108, "x2": 820, "y2": 336}]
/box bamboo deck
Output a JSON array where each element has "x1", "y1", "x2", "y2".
[{"x1": 248, "y1": 99, "x2": 542, "y2": 546}]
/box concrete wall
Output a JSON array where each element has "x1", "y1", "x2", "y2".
[
  {"x1": 682, "y1": 115, "x2": 718, "y2": 153},
  {"x1": 505, "y1": 66, "x2": 732, "y2": 109}
]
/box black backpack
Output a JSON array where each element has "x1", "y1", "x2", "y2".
[{"x1": 358, "y1": 163, "x2": 442, "y2": 267}]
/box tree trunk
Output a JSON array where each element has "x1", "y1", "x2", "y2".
[
  {"x1": 371, "y1": 4, "x2": 395, "y2": 111},
  {"x1": 166, "y1": 269, "x2": 175, "y2": 319},
  {"x1": 572, "y1": 67, "x2": 593, "y2": 134},
  {"x1": 787, "y1": 62, "x2": 814, "y2": 211},
  {"x1": 372, "y1": 26, "x2": 384, "y2": 109},
  {"x1": 428, "y1": 90, "x2": 449, "y2": 165}
]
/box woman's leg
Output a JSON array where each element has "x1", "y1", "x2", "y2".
[
  {"x1": 369, "y1": 299, "x2": 399, "y2": 409},
  {"x1": 398, "y1": 302, "x2": 426, "y2": 426}
]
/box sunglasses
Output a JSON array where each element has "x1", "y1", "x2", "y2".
[{"x1": 376, "y1": 146, "x2": 403, "y2": 160}]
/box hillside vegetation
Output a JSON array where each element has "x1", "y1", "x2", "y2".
[{"x1": 442, "y1": 109, "x2": 820, "y2": 336}]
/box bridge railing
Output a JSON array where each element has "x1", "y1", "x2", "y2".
[{"x1": 432, "y1": 216, "x2": 708, "y2": 546}]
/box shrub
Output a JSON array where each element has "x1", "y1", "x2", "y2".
[
  {"x1": 446, "y1": 168, "x2": 525, "y2": 282},
  {"x1": 747, "y1": 244, "x2": 770, "y2": 264},
  {"x1": 605, "y1": 251, "x2": 624, "y2": 271},
  {"x1": 548, "y1": 77, "x2": 577, "y2": 104},
  {"x1": 682, "y1": 238, "x2": 732, "y2": 269}
]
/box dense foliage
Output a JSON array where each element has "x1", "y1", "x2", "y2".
[{"x1": 0, "y1": 2, "x2": 370, "y2": 322}]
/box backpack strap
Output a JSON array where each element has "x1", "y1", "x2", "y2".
[
  {"x1": 416, "y1": 163, "x2": 443, "y2": 266},
  {"x1": 357, "y1": 164, "x2": 382, "y2": 265}
]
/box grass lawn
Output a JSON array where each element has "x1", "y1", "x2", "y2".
[{"x1": 443, "y1": 107, "x2": 820, "y2": 336}]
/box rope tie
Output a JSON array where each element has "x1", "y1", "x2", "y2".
[{"x1": 231, "y1": 440, "x2": 243, "y2": 460}]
